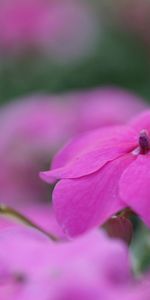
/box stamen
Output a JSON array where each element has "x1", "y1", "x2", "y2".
[{"x1": 139, "y1": 129, "x2": 150, "y2": 154}]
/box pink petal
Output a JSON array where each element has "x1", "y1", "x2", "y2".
[
  {"x1": 53, "y1": 154, "x2": 134, "y2": 237},
  {"x1": 68, "y1": 87, "x2": 147, "y2": 132},
  {"x1": 52, "y1": 125, "x2": 136, "y2": 168},
  {"x1": 119, "y1": 155, "x2": 150, "y2": 227},
  {"x1": 40, "y1": 126, "x2": 136, "y2": 183},
  {"x1": 130, "y1": 110, "x2": 150, "y2": 133}
]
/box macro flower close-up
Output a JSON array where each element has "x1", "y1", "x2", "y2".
[
  {"x1": 1, "y1": 0, "x2": 150, "y2": 299},
  {"x1": 40, "y1": 111, "x2": 150, "y2": 236}
]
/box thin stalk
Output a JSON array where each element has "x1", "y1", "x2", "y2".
[{"x1": 0, "y1": 204, "x2": 59, "y2": 242}]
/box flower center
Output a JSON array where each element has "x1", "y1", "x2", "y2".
[{"x1": 138, "y1": 129, "x2": 150, "y2": 154}]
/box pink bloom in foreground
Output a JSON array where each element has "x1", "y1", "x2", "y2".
[
  {"x1": 41, "y1": 110, "x2": 150, "y2": 236},
  {"x1": 0, "y1": 226, "x2": 134, "y2": 300},
  {"x1": 0, "y1": 87, "x2": 146, "y2": 207}
]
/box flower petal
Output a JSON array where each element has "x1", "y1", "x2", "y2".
[
  {"x1": 40, "y1": 126, "x2": 136, "y2": 183},
  {"x1": 119, "y1": 155, "x2": 150, "y2": 227},
  {"x1": 130, "y1": 110, "x2": 150, "y2": 133},
  {"x1": 52, "y1": 125, "x2": 136, "y2": 168},
  {"x1": 53, "y1": 155, "x2": 134, "y2": 237}
]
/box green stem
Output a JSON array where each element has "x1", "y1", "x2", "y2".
[
  {"x1": 118, "y1": 207, "x2": 136, "y2": 218},
  {"x1": 0, "y1": 204, "x2": 59, "y2": 242}
]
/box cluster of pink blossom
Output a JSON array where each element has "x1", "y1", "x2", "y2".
[
  {"x1": 0, "y1": 93, "x2": 77, "y2": 207},
  {"x1": 0, "y1": 88, "x2": 146, "y2": 208},
  {"x1": 0, "y1": 0, "x2": 98, "y2": 61},
  {"x1": 1, "y1": 86, "x2": 150, "y2": 299},
  {"x1": 0, "y1": 225, "x2": 149, "y2": 300}
]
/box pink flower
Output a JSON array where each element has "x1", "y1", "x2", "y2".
[
  {"x1": 67, "y1": 87, "x2": 147, "y2": 132},
  {"x1": 0, "y1": 226, "x2": 133, "y2": 300},
  {"x1": 0, "y1": 0, "x2": 98, "y2": 61},
  {"x1": 0, "y1": 0, "x2": 47, "y2": 54},
  {"x1": 41, "y1": 110, "x2": 150, "y2": 236},
  {"x1": 0, "y1": 94, "x2": 74, "y2": 206}
]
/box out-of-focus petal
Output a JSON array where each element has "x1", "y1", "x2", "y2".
[
  {"x1": 67, "y1": 87, "x2": 147, "y2": 132},
  {"x1": 0, "y1": 226, "x2": 132, "y2": 300},
  {"x1": 0, "y1": 94, "x2": 74, "y2": 205}
]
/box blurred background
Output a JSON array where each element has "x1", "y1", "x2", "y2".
[
  {"x1": 0, "y1": 0, "x2": 150, "y2": 103},
  {"x1": 1, "y1": 0, "x2": 150, "y2": 272}
]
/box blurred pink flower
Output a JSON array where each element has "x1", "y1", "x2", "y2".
[
  {"x1": 0, "y1": 0, "x2": 46, "y2": 54},
  {"x1": 36, "y1": 0, "x2": 98, "y2": 62},
  {"x1": 41, "y1": 110, "x2": 150, "y2": 236},
  {"x1": 0, "y1": 226, "x2": 133, "y2": 300},
  {"x1": 0, "y1": 0, "x2": 98, "y2": 61},
  {"x1": 0, "y1": 87, "x2": 145, "y2": 208},
  {"x1": 0, "y1": 94, "x2": 74, "y2": 206},
  {"x1": 67, "y1": 87, "x2": 147, "y2": 132}
]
